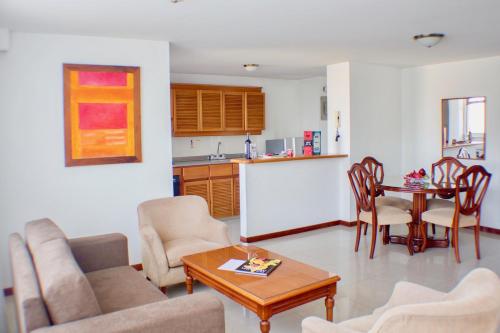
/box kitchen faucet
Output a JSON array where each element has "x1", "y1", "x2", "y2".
[{"x1": 209, "y1": 141, "x2": 226, "y2": 160}]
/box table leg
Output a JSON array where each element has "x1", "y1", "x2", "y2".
[
  {"x1": 325, "y1": 296, "x2": 334, "y2": 322},
  {"x1": 260, "y1": 320, "x2": 270, "y2": 333},
  {"x1": 185, "y1": 275, "x2": 193, "y2": 294}
]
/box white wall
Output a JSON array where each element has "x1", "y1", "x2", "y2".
[
  {"x1": 171, "y1": 73, "x2": 327, "y2": 156},
  {"x1": 402, "y1": 56, "x2": 500, "y2": 229},
  {"x1": 0, "y1": 32, "x2": 173, "y2": 287},
  {"x1": 350, "y1": 63, "x2": 402, "y2": 178}
]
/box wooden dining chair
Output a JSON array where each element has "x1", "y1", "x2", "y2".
[
  {"x1": 348, "y1": 163, "x2": 414, "y2": 259},
  {"x1": 421, "y1": 165, "x2": 491, "y2": 263},
  {"x1": 360, "y1": 156, "x2": 412, "y2": 235},
  {"x1": 428, "y1": 157, "x2": 467, "y2": 235}
]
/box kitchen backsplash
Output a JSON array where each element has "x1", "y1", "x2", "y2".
[{"x1": 172, "y1": 135, "x2": 267, "y2": 158}]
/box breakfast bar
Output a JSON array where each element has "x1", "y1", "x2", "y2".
[{"x1": 232, "y1": 154, "x2": 349, "y2": 242}]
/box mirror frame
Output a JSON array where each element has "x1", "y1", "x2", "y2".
[{"x1": 441, "y1": 96, "x2": 486, "y2": 160}]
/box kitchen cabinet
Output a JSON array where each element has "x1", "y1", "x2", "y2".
[
  {"x1": 171, "y1": 83, "x2": 265, "y2": 137},
  {"x1": 183, "y1": 180, "x2": 210, "y2": 207},
  {"x1": 174, "y1": 163, "x2": 240, "y2": 218},
  {"x1": 210, "y1": 178, "x2": 234, "y2": 218}
]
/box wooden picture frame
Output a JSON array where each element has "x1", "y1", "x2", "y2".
[{"x1": 63, "y1": 64, "x2": 142, "y2": 167}]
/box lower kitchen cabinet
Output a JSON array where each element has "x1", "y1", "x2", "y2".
[
  {"x1": 175, "y1": 163, "x2": 239, "y2": 218},
  {"x1": 210, "y1": 178, "x2": 234, "y2": 218},
  {"x1": 183, "y1": 180, "x2": 210, "y2": 207}
]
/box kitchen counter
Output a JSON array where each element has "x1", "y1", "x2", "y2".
[
  {"x1": 237, "y1": 153, "x2": 350, "y2": 242},
  {"x1": 232, "y1": 154, "x2": 348, "y2": 164},
  {"x1": 173, "y1": 154, "x2": 244, "y2": 167}
]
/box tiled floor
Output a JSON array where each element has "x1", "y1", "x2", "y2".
[{"x1": 4, "y1": 219, "x2": 500, "y2": 332}]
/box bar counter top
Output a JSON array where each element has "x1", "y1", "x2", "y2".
[{"x1": 231, "y1": 154, "x2": 348, "y2": 164}]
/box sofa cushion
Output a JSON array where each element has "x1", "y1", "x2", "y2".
[
  {"x1": 32, "y1": 238, "x2": 102, "y2": 324},
  {"x1": 25, "y1": 218, "x2": 66, "y2": 254},
  {"x1": 339, "y1": 314, "x2": 377, "y2": 332},
  {"x1": 8, "y1": 233, "x2": 50, "y2": 333},
  {"x1": 164, "y1": 237, "x2": 222, "y2": 268},
  {"x1": 86, "y1": 266, "x2": 167, "y2": 314}
]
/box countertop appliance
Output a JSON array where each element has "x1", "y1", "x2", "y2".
[{"x1": 265, "y1": 137, "x2": 304, "y2": 156}]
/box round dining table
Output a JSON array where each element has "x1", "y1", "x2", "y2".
[{"x1": 377, "y1": 177, "x2": 463, "y2": 253}]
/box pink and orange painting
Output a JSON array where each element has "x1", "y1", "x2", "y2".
[{"x1": 63, "y1": 64, "x2": 141, "y2": 166}]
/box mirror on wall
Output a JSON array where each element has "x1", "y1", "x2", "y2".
[{"x1": 442, "y1": 97, "x2": 486, "y2": 160}]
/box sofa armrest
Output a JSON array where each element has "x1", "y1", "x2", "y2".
[
  {"x1": 372, "y1": 281, "x2": 446, "y2": 317},
  {"x1": 202, "y1": 217, "x2": 232, "y2": 246},
  {"x1": 302, "y1": 317, "x2": 362, "y2": 333},
  {"x1": 32, "y1": 292, "x2": 225, "y2": 333},
  {"x1": 68, "y1": 233, "x2": 129, "y2": 273}
]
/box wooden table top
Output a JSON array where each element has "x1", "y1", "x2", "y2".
[{"x1": 182, "y1": 245, "x2": 340, "y2": 305}]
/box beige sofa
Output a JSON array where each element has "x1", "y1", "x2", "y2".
[
  {"x1": 8, "y1": 218, "x2": 225, "y2": 333},
  {"x1": 302, "y1": 268, "x2": 500, "y2": 333},
  {"x1": 138, "y1": 196, "x2": 232, "y2": 288}
]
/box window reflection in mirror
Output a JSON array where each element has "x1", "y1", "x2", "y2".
[{"x1": 442, "y1": 97, "x2": 486, "y2": 160}]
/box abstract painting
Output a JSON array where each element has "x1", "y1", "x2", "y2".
[{"x1": 63, "y1": 64, "x2": 141, "y2": 166}]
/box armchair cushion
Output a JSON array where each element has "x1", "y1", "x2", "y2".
[
  {"x1": 164, "y1": 237, "x2": 222, "y2": 268},
  {"x1": 422, "y1": 208, "x2": 476, "y2": 228},
  {"x1": 86, "y1": 266, "x2": 166, "y2": 314},
  {"x1": 69, "y1": 233, "x2": 129, "y2": 273},
  {"x1": 32, "y1": 238, "x2": 102, "y2": 324},
  {"x1": 360, "y1": 206, "x2": 412, "y2": 226}
]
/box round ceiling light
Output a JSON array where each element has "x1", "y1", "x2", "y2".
[
  {"x1": 413, "y1": 33, "x2": 445, "y2": 48},
  {"x1": 243, "y1": 64, "x2": 259, "y2": 72}
]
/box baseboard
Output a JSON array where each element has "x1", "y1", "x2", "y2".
[
  {"x1": 479, "y1": 226, "x2": 500, "y2": 235},
  {"x1": 131, "y1": 263, "x2": 143, "y2": 271},
  {"x1": 240, "y1": 220, "x2": 355, "y2": 243}
]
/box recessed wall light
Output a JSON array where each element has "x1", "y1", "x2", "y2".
[
  {"x1": 243, "y1": 64, "x2": 259, "y2": 72},
  {"x1": 413, "y1": 33, "x2": 445, "y2": 48}
]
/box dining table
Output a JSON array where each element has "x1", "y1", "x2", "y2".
[{"x1": 377, "y1": 177, "x2": 466, "y2": 253}]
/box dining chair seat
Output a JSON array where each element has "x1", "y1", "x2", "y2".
[
  {"x1": 426, "y1": 198, "x2": 454, "y2": 210},
  {"x1": 360, "y1": 206, "x2": 412, "y2": 226},
  {"x1": 376, "y1": 196, "x2": 412, "y2": 211},
  {"x1": 422, "y1": 208, "x2": 477, "y2": 228}
]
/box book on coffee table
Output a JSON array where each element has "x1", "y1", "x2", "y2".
[{"x1": 235, "y1": 257, "x2": 282, "y2": 276}]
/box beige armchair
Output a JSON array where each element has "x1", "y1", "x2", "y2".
[
  {"x1": 302, "y1": 268, "x2": 500, "y2": 333},
  {"x1": 138, "y1": 195, "x2": 232, "y2": 289}
]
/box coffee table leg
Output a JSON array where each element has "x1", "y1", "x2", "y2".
[
  {"x1": 325, "y1": 296, "x2": 334, "y2": 322},
  {"x1": 185, "y1": 275, "x2": 193, "y2": 294},
  {"x1": 260, "y1": 320, "x2": 270, "y2": 333}
]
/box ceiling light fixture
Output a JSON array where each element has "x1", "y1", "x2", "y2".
[
  {"x1": 171, "y1": 0, "x2": 183, "y2": 3},
  {"x1": 413, "y1": 33, "x2": 445, "y2": 48},
  {"x1": 243, "y1": 64, "x2": 259, "y2": 72}
]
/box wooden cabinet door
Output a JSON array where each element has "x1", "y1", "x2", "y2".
[
  {"x1": 245, "y1": 92, "x2": 265, "y2": 131},
  {"x1": 172, "y1": 89, "x2": 200, "y2": 133},
  {"x1": 223, "y1": 92, "x2": 245, "y2": 131},
  {"x1": 200, "y1": 90, "x2": 223, "y2": 131},
  {"x1": 183, "y1": 180, "x2": 210, "y2": 207},
  {"x1": 233, "y1": 176, "x2": 240, "y2": 216},
  {"x1": 210, "y1": 178, "x2": 234, "y2": 218}
]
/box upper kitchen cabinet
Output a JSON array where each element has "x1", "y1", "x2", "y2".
[
  {"x1": 171, "y1": 83, "x2": 265, "y2": 136},
  {"x1": 172, "y1": 88, "x2": 199, "y2": 133},
  {"x1": 200, "y1": 90, "x2": 223, "y2": 131},
  {"x1": 245, "y1": 92, "x2": 265, "y2": 131}
]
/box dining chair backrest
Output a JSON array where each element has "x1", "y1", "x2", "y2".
[
  {"x1": 431, "y1": 157, "x2": 467, "y2": 199},
  {"x1": 348, "y1": 163, "x2": 376, "y2": 213},
  {"x1": 360, "y1": 156, "x2": 384, "y2": 197},
  {"x1": 455, "y1": 165, "x2": 491, "y2": 217}
]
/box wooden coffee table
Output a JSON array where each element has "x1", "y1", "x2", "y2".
[{"x1": 182, "y1": 245, "x2": 340, "y2": 333}]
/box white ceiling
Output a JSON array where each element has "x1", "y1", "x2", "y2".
[{"x1": 1, "y1": 0, "x2": 500, "y2": 79}]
